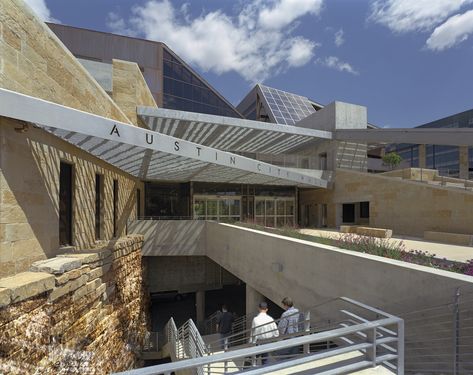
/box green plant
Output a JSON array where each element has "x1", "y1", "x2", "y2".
[
  {"x1": 382, "y1": 152, "x2": 403, "y2": 170},
  {"x1": 233, "y1": 222, "x2": 472, "y2": 277}
]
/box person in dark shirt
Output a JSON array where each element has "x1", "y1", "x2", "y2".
[{"x1": 216, "y1": 304, "x2": 234, "y2": 350}]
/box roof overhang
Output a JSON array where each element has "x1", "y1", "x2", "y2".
[
  {"x1": 138, "y1": 106, "x2": 332, "y2": 154},
  {"x1": 335, "y1": 128, "x2": 473, "y2": 146},
  {"x1": 0, "y1": 88, "x2": 329, "y2": 188}
]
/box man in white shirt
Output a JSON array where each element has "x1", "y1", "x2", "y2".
[{"x1": 250, "y1": 302, "x2": 279, "y2": 365}]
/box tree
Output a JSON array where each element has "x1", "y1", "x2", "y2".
[{"x1": 382, "y1": 152, "x2": 403, "y2": 170}]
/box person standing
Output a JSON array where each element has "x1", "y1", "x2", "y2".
[
  {"x1": 278, "y1": 297, "x2": 300, "y2": 356},
  {"x1": 216, "y1": 304, "x2": 234, "y2": 350},
  {"x1": 250, "y1": 302, "x2": 279, "y2": 365}
]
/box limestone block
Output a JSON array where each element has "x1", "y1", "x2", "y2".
[
  {"x1": 87, "y1": 263, "x2": 112, "y2": 282},
  {"x1": 58, "y1": 249, "x2": 112, "y2": 264},
  {"x1": 30, "y1": 257, "x2": 82, "y2": 274},
  {"x1": 72, "y1": 277, "x2": 102, "y2": 301},
  {"x1": 0, "y1": 287, "x2": 11, "y2": 307},
  {"x1": 0, "y1": 271, "x2": 54, "y2": 303},
  {"x1": 356, "y1": 226, "x2": 393, "y2": 239},
  {"x1": 48, "y1": 274, "x2": 88, "y2": 302},
  {"x1": 340, "y1": 225, "x2": 357, "y2": 234}
]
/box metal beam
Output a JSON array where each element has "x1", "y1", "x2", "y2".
[{"x1": 335, "y1": 128, "x2": 473, "y2": 147}]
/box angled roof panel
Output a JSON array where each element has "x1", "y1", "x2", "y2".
[
  {"x1": 138, "y1": 106, "x2": 332, "y2": 155},
  {"x1": 258, "y1": 84, "x2": 317, "y2": 126}
]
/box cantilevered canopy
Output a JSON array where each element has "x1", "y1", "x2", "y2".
[
  {"x1": 335, "y1": 128, "x2": 473, "y2": 147},
  {"x1": 138, "y1": 106, "x2": 332, "y2": 154},
  {"x1": 0, "y1": 89, "x2": 328, "y2": 188}
]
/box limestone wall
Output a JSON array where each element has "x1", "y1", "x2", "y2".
[
  {"x1": 300, "y1": 168, "x2": 473, "y2": 237},
  {"x1": 0, "y1": 0, "x2": 147, "y2": 277},
  {"x1": 0, "y1": 235, "x2": 147, "y2": 375},
  {"x1": 0, "y1": 0, "x2": 130, "y2": 123},
  {"x1": 0, "y1": 118, "x2": 143, "y2": 277},
  {"x1": 112, "y1": 59, "x2": 158, "y2": 126}
]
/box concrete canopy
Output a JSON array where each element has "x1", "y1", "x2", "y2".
[
  {"x1": 138, "y1": 106, "x2": 332, "y2": 154},
  {"x1": 335, "y1": 128, "x2": 473, "y2": 147},
  {"x1": 0, "y1": 88, "x2": 328, "y2": 188}
]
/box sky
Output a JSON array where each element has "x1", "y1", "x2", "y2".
[{"x1": 26, "y1": 0, "x2": 473, "y2": 128}]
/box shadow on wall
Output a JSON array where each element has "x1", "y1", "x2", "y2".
[
  {"x1": 129, "y1": 220, "x2": 206, "y2": 256},
  {"x1": 1, "y1": 119, "x2": 141, "y2": 277}
]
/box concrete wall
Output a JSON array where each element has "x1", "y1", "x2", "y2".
[
  {"x1": 145, "y1": 256, "x2": 239, "y2": 294},
  {"x1": 298, "y1": 102, "x2": 368, "y2": 172},
  {"x1": 204, "y1": 222, "x2": 473, "y2": 315},
  {"x1": 129, "y1": 220, "x2": 206, "y2": 256},
  {"x1": 137, "y1": 220, "x2": 473, "y2": 314},
  {"x1": 300, "y1": 168, "x2": 473, "y2": 236}
]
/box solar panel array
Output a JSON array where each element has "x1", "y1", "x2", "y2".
[{"x1": 259, "y1": 84, "x2": 316, "y2": 125}]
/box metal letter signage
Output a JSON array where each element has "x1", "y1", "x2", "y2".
[
  {"x1": 146, "y1": 133, "x2": 154, "y2": 144},
  {"x1": 110, "y1": 124, "x2": 120, "y2": 137}
]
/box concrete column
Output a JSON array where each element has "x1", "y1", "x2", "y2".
[
  {"x1": 196, "y1": 290, "x2": 205, "y2": 330},
  {"x1": 459, "y1": 146, "x2": 469, "y2": 179},
  {"x1": 246, "y1": 284, "x2": 264, "y2": 329},
  {"x1": 418, "y1": 144, "x2": 427, "y2": 168}
]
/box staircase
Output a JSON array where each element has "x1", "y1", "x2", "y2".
[{"x1": 123, "y1": 297, "x2": 404, "y2": 375}]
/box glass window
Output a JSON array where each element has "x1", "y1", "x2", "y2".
[
  {"x1": 207, "y1": 200, "x2": 218, "y2": 216},
  {"x1": 266, "y1": 200, "x2": 275, "y2": 216},
  {"x1": 255, "y1": 200, "x2": 265, "y2": 215},
  {"x1": 230, "y1": 200, "x2": 240, "y2": 216},
  {"x1": 276, "y1": 200, "x2": 285, "y2": 216},
  {"x1": 219, "y1": 200, "x2": 230, "y2": 216},
  {"x1": 59, "y1": 162, "x2": 73, "y2": 246},
  {"x1": 194, "y1": 200, "x2": 206, "y2": 217},
  {"x1": 286, "y1": 200, "x2": 294, "y2": 216}
]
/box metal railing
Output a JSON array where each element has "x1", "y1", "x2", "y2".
[
  {"x1": 398, "y1": 287, "x2": 473, "y2": 374},
  {"x1": 115, "y1": 314, "x2": 403, "y2": 374},
  {"x1": 119, "y1": 297, "x2": 404, "y2": 375},
  {"x1": 142, "y1": 331, "x2": 159, "y2": 353}
]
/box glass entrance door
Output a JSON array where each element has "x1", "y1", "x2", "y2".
[
  {"x1": 254, "y1": 197, "x2": 295, "y2": 227},
  {"x1": 193, "y1": 195, "x2": 241, "y2": 222}
]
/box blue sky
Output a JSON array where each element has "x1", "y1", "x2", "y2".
[{"x1": 30, "y1": 0, "x2": 473, "y2": 128}]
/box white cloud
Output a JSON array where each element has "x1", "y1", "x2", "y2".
[
  {"x1": 426, "y1": 9, "x2": 473, "y2": 50},
  {"x1": 107, "y1": 0, "x2": 322, "y2": 82},
  {"x1": 23, "y1": 0, "x2": 58, "y2": 22},
  {"x1": 258, "y1": 0, "x2": 324, "y2": 29},
  {"x1": 369, "y1": 0, "x2": 472, "y2": 33},
  {"x1": 334, "y1": 28, "x2": 344, "y2": 47},
  {"x1": 316, "y1": 56, "x2": 359, "y2": 75}
]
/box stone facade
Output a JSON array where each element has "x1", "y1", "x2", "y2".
[
  {"x1": 0, "y1": 118, "x2": 143, "y2": 277},
  {"x1": 0, "y1": 0, "x2": 153, "y2": 277},
  {"x1": 112, "y1": 59, "x2": 158, "y2": 126},
  {"x1": 0, "y1": 0, "x2": 130, "y2": 123},
  {"x1": 0, "y1": 235, "x2": 148, "y2": 374},
  {"x1": 300, "y1": 168, "x2": 473, "y2": 237}
]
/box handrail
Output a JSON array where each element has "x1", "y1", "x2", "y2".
[
  {"x1": 113, "y1": 316, "x2": 404, "y2": 375},
  {"x1": 206, "y1": 296, "x2": 386, "y2": 351}
]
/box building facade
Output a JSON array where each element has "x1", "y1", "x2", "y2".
[{"x1": 387, "y1": 109, "x2": 473, "y2": 179}]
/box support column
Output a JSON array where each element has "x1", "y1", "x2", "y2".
[
  {"x1": 418, "y1": 144, "x2": 426, "y2": 168},
  {"x1": 246, "y1": 284, "x2": 264, "y2": 329},
  {"x1": 459, "y1": 146, "x2": 469, "y2": 179},
  {"x1": 196, "y1": 290, "x2": 205, "y2": 330}
]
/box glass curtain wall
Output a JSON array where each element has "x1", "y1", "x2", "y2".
[
  {"x1": 162, "y1": 48, "x2": 241, "y2": 118},
  {"x1": 254, "y1": 197, "x2": 295, "y2": 227},
  {"x1": 193, "y1": 195, "x2": 241, "y2": 222}
]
